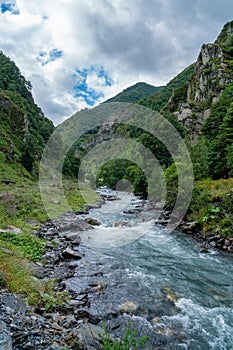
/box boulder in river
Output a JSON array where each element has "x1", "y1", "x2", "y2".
[
  {"x1": 113, "y1": 221, "x2": 130, "y2": 228},
  {"x1": 66, "y1": 233, "x2": 82, "y2": 245},
  {"x1": 85, "y1": 218, "x2": 101, "y2": 226},
  {"x1": 58, "y1": 219, "x2": 93, "y2": 232},
  {"x1": 62, "y1": 248, "x2": 84, "y2": 260}
]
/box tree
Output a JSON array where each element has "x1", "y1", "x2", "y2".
[{"x1": 191, "y1": 137, "x2": 209, "y2": 180}]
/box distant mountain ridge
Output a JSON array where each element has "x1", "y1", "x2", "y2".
[{"x1": 105, "y1": 82, "x2": 163, "y2": 103}]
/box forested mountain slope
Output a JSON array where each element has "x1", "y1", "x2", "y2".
[
  {"x1": 0, "y1": 51, "x2": 54, "y2": 175},
  {"x1": 105, "y1": 82, "x2": 162, "y2": 103}
]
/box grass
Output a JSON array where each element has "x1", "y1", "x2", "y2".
[
  {"x1": 0, "y1": 249, "x2": 69, "y2": 310},
  {"x1": 189, "y1": 178, "x2": 233, "y2": 236},
  {"x1": 0, "y1": 160, "x2": 98, "y2": 308}
]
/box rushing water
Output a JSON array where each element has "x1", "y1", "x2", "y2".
[{"x1": 66, "y1": 189, "x2": 233, "y2": 349}]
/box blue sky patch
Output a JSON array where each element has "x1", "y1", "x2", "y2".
[
  {"x1": 37, "y1": 48, "x2": 63, "y2": 66},
  {"x1": 74, "y1": 66, "x2": 113, "y2": 106},
  {"x1": 1, "y1": 2, "x2": 19, "y2": 14}
]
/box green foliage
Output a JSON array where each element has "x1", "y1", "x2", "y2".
[
  {"x1": 105, "y1": 82, "x2": 162, "y2": 103},
  {"x1": 0, "y1": 231, "x2": 46, "y2": 261},
  {"x1": 200, "y1": 82, "x2": 233, "y2": 179},
  {"x1": 125, "y1": 165, "x2": 148, "y2": 196},
  {"x1": 139, "y1": 64, "x2": 195, "y2": 112},
  {"x1": 0, "y1": 51, "x2": 32, "y2": 99},
  {"x1": 164, "y1": 163, "x2": 179, "y2": 208},
  {"x1": 191, "y1": 137, "x2": 209, "y2": 180},
  {"x1": 189, "y1": 178, "x2": 233, "y2": 237},
  {"x1": 100, "y1": 325, "x2": 149, "y2": 350},
  {"x1": 0, "y1": 250, "x2": 69, "y2": 310},
  {"x1": 0, "y1": 51, "x2": 54, "y2": 176}
]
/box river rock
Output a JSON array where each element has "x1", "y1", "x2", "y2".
[
  {"x1": 85, "y1": 218, "x2": 101, "y2": 226},
  {"x1": 181, "y1": 221, "x2": 201, "y2": 234},
  {"x1": 0, "y1": 321, "x2": 12, "y2": 350},
  {"x1": 75, "y1": 323, "x2": 108, "y2": 350},
  {"x1": 118, "y1": 301, "x2": 138, "y2": 313},
  {"x1": 62, "y1": 248, "x2": 84, "y2": 260},
  {"x1": 66, "y1": 233, "x2": 82, "y2": 245},
  {"x1": 58, "y1": 219, "x2": 93, "y2": 232},
  {"x1": 113, "y1": 221, "x2": 130, "y2": 228}
]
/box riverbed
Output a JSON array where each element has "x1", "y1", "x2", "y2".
[{"x1": 64, "y1": 188, "x2": 233, "y2": 349}]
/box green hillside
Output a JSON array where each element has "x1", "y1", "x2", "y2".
[
  {"x1": 105, "y1": 82, "x2": 163, "y2": 103},
  {"x1": 0, "y1": 51, "x2": 54, "y2": 175}
]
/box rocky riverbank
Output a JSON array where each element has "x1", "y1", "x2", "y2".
[
  {"x1": 155, "y1": 210, "x2": 233, "y2": 254},
  {"x1": 0, "y1": 196, "x2": 115, "y2": 350},
  {"x1": 1, "y1": 192, "x2": 232, "y2": 349}
]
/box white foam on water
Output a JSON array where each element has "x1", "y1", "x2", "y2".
[
  {"x1": 161, "y1": 298, "x2": 233, "y2": 349},
  {"x1": 79, "y1": 219, "x2": 155, "y2": 248}
]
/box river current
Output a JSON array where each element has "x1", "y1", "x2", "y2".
[{"x1": 66, "y1": 189, "x2": 233, "y2": 349}]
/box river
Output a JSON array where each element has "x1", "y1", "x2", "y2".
[{"x1": 65, "y1": 188, "x2": 233, "y2": 349}]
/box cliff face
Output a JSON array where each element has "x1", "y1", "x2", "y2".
[
  {"x1": 188, "y1": 44, "x2": 226, "y2": 104},
  {"x1": 173, "y1": 21, "x2": 233, "y2": 140}
]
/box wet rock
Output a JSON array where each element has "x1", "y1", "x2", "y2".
[
  {"x1": 200, "y1": 246, "x2": 210, "y2": 253},
  {"x1": 123, "y1": 209, "x2": 135, "y2": 214},
  {"x1": 75, "y1": 323, "x2": 108, "y2": 350},
  {"x1": 75, "y1": 209, "x2": 90, "y2": 215},
  {"x1": 85, "y1": 218, "x2": 101, "y2": 226},
  {"x1": 73, "y1": 310, "x2": 101, "y2": 324},
  {"x1": 181, "y1": 221, "x2": 201, "y2": 234},
  {"x1": 68, "y1": 261, "x2": 80, "y2": 269},
  {"x1": 58, "y1": 219, "x2": 93, "y2": 232},
  {"x1": 113, "y1": 221, "x2": 130, "y2": 228},
  {"x1": 0, "y1": 321, "x2": 12, "y2": 350},
  {"x1": 118, "y1": 301, "x2": 138, "y2": 313},
  {"x1": 66, "y1": 233, "x2": 81, "y2": 245},
  {"x1": 62, "y1": 248, "x2": 84, "y2": 260},
  {"x1": 155, "y1": 211, "x2": 171, "y2": 225},
  {"x1": 86, "y1": 203, "x2": 102, "y2": 210}
]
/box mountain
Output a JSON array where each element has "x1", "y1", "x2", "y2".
[
  {"x1": 139, "y1": 21, "x2": 233, "y2": 180},
  {"x1": 104, "y1": 82, "x2": 163, "y2": 103},
  {"x1": 63, "y1": 21, "x2": 233, "y2": 238},
  {"x1": 0, "y1": 51, "x2": 54, "y2": 176}
]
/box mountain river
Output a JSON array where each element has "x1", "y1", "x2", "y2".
[{"x1": 65, "y1": 188, "x2": 233, "y2": 349}]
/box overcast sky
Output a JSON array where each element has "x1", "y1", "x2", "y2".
[{"x1": 0, "y1": 0, "x2": 232, "y2": 125}]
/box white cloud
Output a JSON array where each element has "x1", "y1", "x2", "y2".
[{"x1": 0, "y1": 0, "x2": 232, "y2": 125}]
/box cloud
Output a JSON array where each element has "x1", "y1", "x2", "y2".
[{"x1": 0, "y1": 0, "x2": 232, "y2": 124}]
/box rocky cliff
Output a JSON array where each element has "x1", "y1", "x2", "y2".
[{"x1": 171, "y1": 21, "x2": 233, "y2": 140}]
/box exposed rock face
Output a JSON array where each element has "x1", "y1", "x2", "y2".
[
  {"x1": 187, "y1": 44, "x2": 227, "y2": 105},
  {"x1": 175, "y1": 23, "x2": 233, "y2": 141}
]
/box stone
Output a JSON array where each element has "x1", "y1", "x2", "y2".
[
  {"x1": 113, "y1": 221, "x2": 130, "y2": 228},
  {"x1": 75, "y1": 323, "x2": 108, "y2": 350},
  {"x1": 59, "y1": 219, "x2": 93, "y2": 232},
  {"x1": 0, "y1": 321, "x2": 12, "y2": 350},
  {"x1": 0, "y1": 226, "x2": 22, "y2": 234},
  {"x1": 118, "y1": 301, "x2": 138, "y2": 313},
  {"x1": 25, "y1": 218, "x2": 39, "y2": 227},
  {"x1": 85, "y1": 218, "x2": 101, "y2": 226},
  {"x1": 66, "y1": 233, "x2": 82, "y2": 245},
  {"x1": 62, "y1": 248, "x2": 84, "y2": 260}
]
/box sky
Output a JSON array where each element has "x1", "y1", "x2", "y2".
[{"x1": 0, "y1": 0, "x2": 232, "y2": 125}]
